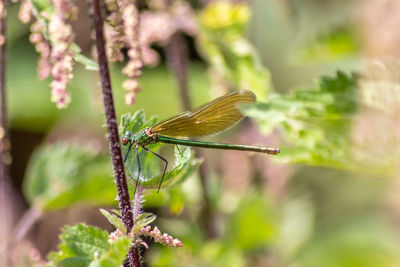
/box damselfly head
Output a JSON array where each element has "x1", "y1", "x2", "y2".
[
  {"x1": 121, "y1": 137, "x2": 128, "y2": 145},
  {"x1": 121, "y1": 131, "x2": 132, "y2": 145}
]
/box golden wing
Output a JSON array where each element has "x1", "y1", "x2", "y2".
[{"x1": 151, "y1": 90, "x2": 256, "y2": 138}]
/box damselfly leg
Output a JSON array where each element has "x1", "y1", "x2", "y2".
[{"x1": 141, "y1": 146, "x2": 168, "y2": 192}]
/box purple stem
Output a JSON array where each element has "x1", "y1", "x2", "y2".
[
  {"x1": 88, "y1": 1, "x2": 141, "y2": 266},
  {"x1": 133, "y1": 185, "x2": 143, "y2": 221},
  {"x1": 0, "y1": 1, "x2": 14, "y2": 266}
]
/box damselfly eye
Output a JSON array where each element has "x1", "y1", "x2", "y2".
[{"x1": 121, "y1": 137, "x2": 128, "y2": 145}]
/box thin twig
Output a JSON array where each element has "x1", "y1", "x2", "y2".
[
  {"x1": 88, "y1": 1, "x2": 141, "y2": 266},
  {"x1": 0, "y1": 1, "x2": 14, "y2": 266},
  {"x1": 13, "y1": 207, "x2": 43, "y2": 242},
  {"x1": 0, "y1": 0, "x2": 9, "y2": 197},
  {"x1": 166, "y1": 32, "x2": 191, "y2": 110}
]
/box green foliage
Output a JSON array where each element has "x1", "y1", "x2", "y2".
[
  {"x1": 99, "y1": 209, "x2": 127, "y2": 233},
  {"x1": 120, "y1": 111, "x2": 201, "y2": 190},
  {"x1": 197, "y1": 2, "x2": 271, "y2": 101},
  {"x1": 297, "y1": 26, "x2": 359, "y2": 63},
  {"x1": 11, "y1": 2, "x2": 400, "y2": 267},
  {"x1": 149, "y1": 192, "x2": 279, "y2": 266},
  {"x1": 226, "y1": 193, "x2": 278, "y2": 251},
  {"x1": 30, "y1": 0, "x2": 53, "y2": 16},
  {"x1": 47, "y1": 223, "x2": 131, "y2": 267},
  {"x1": 132, "y1": 212, "x2": 157, "y2": 234},
  {"x1": 243, "y1": 71, "x2": 358, "y2": 169},
  {"x1": 296, "y1": 218, "x2": 400, "y2": 267},
  {"x1": 101, "y1": 207, "x2": 157, "y2": 235},
  {"x1": 23, "y1": 143, "x2": 116, "y2": 210},
  {"x1": 72, "y1": 44, "x2": 99, "y2": 71}
]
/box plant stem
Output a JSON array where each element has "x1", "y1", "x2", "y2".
[
  {"x1": 165, "y1": 31, "x2": 217, "y2": 238},
  {"x1": 89, "y1": 1, "x2": 141, "y2": 266},
  {"x1": 166, "y1": 32, "x2": 191, "y2": 110},
  {"x1": 0, "y1": 1, "x2": 14, "y2": 266},
  {"x1": 13, "y1": 207, "x2": 42, "y2": 242},
  {"x1": 133, "y1": 185, "x2": 143, "y2": 221}
]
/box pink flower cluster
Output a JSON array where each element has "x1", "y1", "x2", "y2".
[
  {"x1": 139, "y1": 225, "x2": 183, "y2": 248},
  {"x1": 121, "y1": 0, "x2": 143, "y2": 105},
  {"x1": 104, "y1": 0, "x2": 142, "y2": 105},
  {"x1": 104, "y1": 0, "x2": 125, "y2": 62},
  {"x1": 30, "y1": 22, "x2": 51, "y2": 81},
  {"x1": 48, "y1": 0, "x2": 77, "y2": 108},
  {"x1": 18, "y1": 0, "x2": 32, "y2": 24},
  {"x1": 18, "y1": 1, "x2": 51, "y2": 81},
  {"x1": 109, "y1": 224, "x2": 183, "y2": 249},
  {"x1": 103, "y1": 0, "x2": 197, "y2": 105},
  {"x1": 18, "y1": 0, "x2": 77, "y2": 109},
  {"x1": 18, "y1": 0, "x2": 198, "y2": 108},
  {"x1": 0, "y1": 2, "x2": 5, "y2": 46},
  {"x1": 109, "y1": 228, "x2": 124, "y2": 244},
  {"x1": 139, "y1": 1, "x2": 197, "y2": 64}
]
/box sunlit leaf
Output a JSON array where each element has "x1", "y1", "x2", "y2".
[
  {"x1": 23, "y1": 143, "x2": 115, "y2": 211},
  {"x1": 132, "y1": 212, "x2": 157, "y2": 234},
  {"x1": 100, "y1": 209, "x2": 126, "y2": 233},
  {"x1": 47, "y1": 223, "x2": 131, "y2": 267},
  {"x1": 243, "y1": 71, "x2": 358, "y2": 169}
]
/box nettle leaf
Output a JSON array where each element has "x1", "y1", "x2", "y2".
[
  {"x1": 48, "y1": 224, "x2": 109, "y2": 264},
  {"x1": 197, "y1": 2, "x2": 271, "y2": 101},
  {"x1": 100, "y1": 209, "x2": 126, "y2": 233},
  {"x1": 132, "y1": 212, "x2": 157, "y2": 234},
  {"x1": 243, "y1": 71, "x2": 357, "y2": 169},
  {"x1": 48, "y1": 223, "x2": 131, "y2": 267},
  {"x1": 120, "y1": 111, "x2": 199, "y2": 190},
  {"x1": 23, "y1": 143, "x2": 116, "y2": 211},
  {"x1": 92, "y1": 236, "x2": 131, "y2": 267}
]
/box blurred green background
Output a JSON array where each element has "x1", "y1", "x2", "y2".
[{"x1": 5, "y1": 0, "x2": 400, "y2": 266}]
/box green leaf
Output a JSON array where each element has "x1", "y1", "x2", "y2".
[
  {"x1": 100, "y1": 209, "x2": 126, "y2": 233},
  {"x1": 72, "y1": 44, "x2": 99, "y2": 71},
  {"x1": 95, "y1": 236, "x2": 131, "y2": 267},
  {"x1": 132, "y1": 212, "x2": 157, "y2": 234},
  {"x1": 48, "y1": 223, "x2": 131, "y2": 267},
  {"x1": 226, "y1": 193, "x2": 278, "y2": 251},
  {"x1": 167, "y1": 186, "x2": 185, "y2": 215},
  {"x1": 197, "y1": 2, "x2": 271, "y2": 101},
  {"x1": 23, "y1": 142, "x2": 116, "y2": 211},
  {"x1": 296, "y1": 26, "x2": 360, "y2": 63},
  {"x1": 48, "y1": 224, "x2": 110, "y2": 263},
  {"x1": 243, "y1": 71, "x2": 359, "y2": 170},
  {"x1": 120, "y1": 111, "x2": 199, "y2": 190},
  {"x1": 57, "y1": 257, "x2": 91, "y2": 267},
  {"x1": 296, "y1": 217, "x2": 400, "y2": 267}
]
